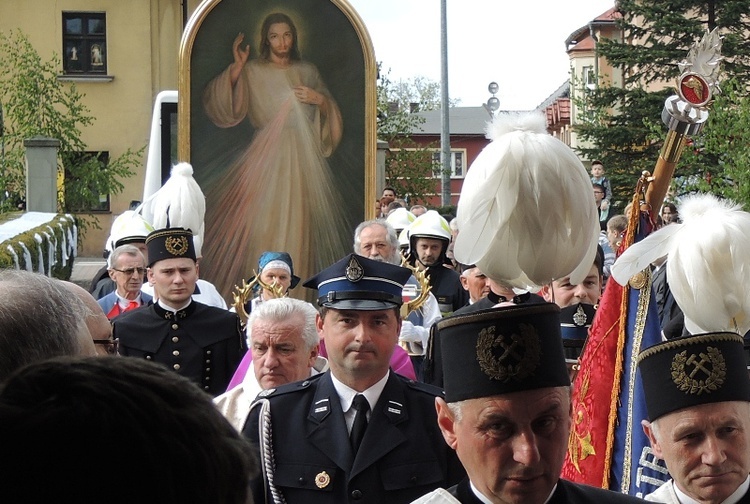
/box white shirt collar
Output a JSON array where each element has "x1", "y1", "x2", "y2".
[
  {"x1": 157, "y1": 299, "x2": 191, "y2": 313},
  {"x1": 116, "y1": 291, "x2": 141, "y2": 307},
  {"x1": 674, "y1": 475, "x2": 750, "y2": 504},
  {"x1": 330, "y1": 371, "x2": 389, "y2": 415}
]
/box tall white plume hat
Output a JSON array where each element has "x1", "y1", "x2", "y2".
[
  {"x1": 454, "y1": 112, "x2": 599, "y2": 290},
  {"x1": 611, "y1": 194, "x2": 750, "y2": 335},
  {"x1": 137, "y1": 162, "x2": 206, "y2": 257}
]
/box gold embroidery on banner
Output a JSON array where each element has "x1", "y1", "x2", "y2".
[
  {"x1": 568, "y1": 369, "x2": 596, "y2": 472},
  {"x1": 671, "y1": 346, "x2": 726, "y2": 395},
  {"x1": 165, "y1": 235, "x2": 189, "y2": 256},
  {"x1": 476, "y1": 324, "x2": 540, "y2": 382}
]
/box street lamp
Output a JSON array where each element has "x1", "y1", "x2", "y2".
[{"x1": 483, "y1": 81, "x2": 500, "y2": 118}]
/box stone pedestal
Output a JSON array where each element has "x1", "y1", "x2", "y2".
[{"x1": 24, "y1": 136, "x2": 59, "y2": 213}]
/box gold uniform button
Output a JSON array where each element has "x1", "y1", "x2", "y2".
[
  {"x1": 172, "y1": 336, "x2": 179, "y2": 343},
  {"x1": 145, "y1": 356, "x2": 152, "y2": 360},
  {"x1": 205, "y1": 359, "x2": 211, "y2": 364},
  {"x1": 206, "y1": 350, "x2": 212, "y2": 355},
  {"x1": 171, "y1": 323, "x2": 179, "y2": 330},
  {"x1": 173, "y1": 350, "x2": 180, "y2": 356},
  {"x1": 205, "y1": 367, "x2": 211, "y2": 372},
  {"x1": 173, "y1": 364, "x2": 181, "y2": 370}
]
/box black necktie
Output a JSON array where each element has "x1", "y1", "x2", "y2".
[{"x1": 349, "y1": 394, "x2": 370, "y2": 454}]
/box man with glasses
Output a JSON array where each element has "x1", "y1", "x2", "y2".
[
  {"x1": 0, "y1": 271, "x2": 97, "y2": 383},
  {"x1": 97, "y1": 244, "x2": 153, "y2": 320},
  {"x1": 62, "y1": 281, "x2": 118, "y2": 356},
  {"x1": 593, "y1": 183, "x2": 609, "y2": 231}
]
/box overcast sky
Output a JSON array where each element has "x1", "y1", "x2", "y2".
[{"x1": 347, "y1": 0, "x2": 615, "y2": 110}]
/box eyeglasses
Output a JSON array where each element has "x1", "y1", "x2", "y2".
[
  {"x1": 112, "y1": 267, "x2": 146, "y2": 276},
  {"x1": 93, "y1": 338, "x2": 119, "y2": 355}
]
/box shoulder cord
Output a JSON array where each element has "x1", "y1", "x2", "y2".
[{"x1": 250, "y1": 398, "x2": 287, "y2": 504}]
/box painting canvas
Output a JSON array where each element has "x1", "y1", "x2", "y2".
[{"x1": 179, "y1": 0, "x2": 375, "y2": 299}]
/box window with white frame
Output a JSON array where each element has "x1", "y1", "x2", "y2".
[
  {"x1": 62, "y1": 12, "x2": 107, "y2": 75},
  {"x1": 582, "y1": 65, "x2": 596, "y2": 90},
  {"x1": 431, "y1": 150, "x2": 466, "y2": 178}
]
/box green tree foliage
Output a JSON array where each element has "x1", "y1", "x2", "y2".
[
  {"x1": 678, "y1": 78, "x2": 750, "y2": 203},
  {"x1": 574, "y1": 1, "x2": 750, "y2": 209},
  {"x1": 377, "y1": 65, "x2": 438, "y2": 205},
  {"x1": 0, "y1": 30, "x2": 140, "y2": 230}
]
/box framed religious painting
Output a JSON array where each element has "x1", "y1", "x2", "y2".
[{"x1": 178, "y1": 0, "x2": 376, "y2": 298}]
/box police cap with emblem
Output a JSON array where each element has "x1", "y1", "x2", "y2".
[
  {"x1": 303, "y1": 254, "x2": 411, "y2": 310},
  {"x1": 637, "y1": 333, "x2": 750, "y2": 421},
  {"x1": 560, "y1": 302, "x2": 596, "y2": 360},
  {"x1": 438, "y1": 303, "x2": 570, "y2": 403},
  {"x1": 145, "y1": 227, "x2": 196, "y2": 267}
]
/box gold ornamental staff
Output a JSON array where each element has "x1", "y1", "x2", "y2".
[{"x1": 645, "y1": 28, "x2": 722, "y2": 214}]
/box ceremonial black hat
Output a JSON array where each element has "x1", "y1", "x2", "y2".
[
  {"x1": 145, "y1": 227, "x2": 196, "y2": 267},
  {"x1": 303, "y1": 254, "x2": 411, "y2": 310},
  {"x1": 438, "y1": 303, "x2": 570, "y2": 403},
  {"x1": 638, "y1": 333, "x2": 750, "y2": 421}
]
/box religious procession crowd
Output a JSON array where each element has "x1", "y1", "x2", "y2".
[{"x1": 0, "y1": 110, "x2": 748, "y2": 504}]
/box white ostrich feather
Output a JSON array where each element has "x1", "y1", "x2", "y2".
[
  {"x1": 138, "y1": 162, "x2": 206, "y2": 256},
  {"x1": 610, "y1": 224, "x2": 682, "y2": 285},
  {"x1": 454, "y1": 112, "x2": 599, "y2": 290},
  {"x1": 612, "y1": 194, "x2": 750, "y2": 335}
]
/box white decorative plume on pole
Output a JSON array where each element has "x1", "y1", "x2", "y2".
[{"x1": 453, "y1": 112, "x2": 599, "y2": 290}]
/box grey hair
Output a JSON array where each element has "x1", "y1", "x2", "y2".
[
  {"x1": 247, "y1": 298, "x2": 319, "y2": 350},
  {"x1": 108, "y1": 244, "x2": 146, "y2": 269},
  {"x1": 446, "y1": 400, "x2": 467, "y2": 422},
  {"x1": 353, "y1": 219, "x2": 402, "y2": 265},
  {"x1": 0, "y1": 270, "x2": 89, "y2": 382},
  {"x1": 649, "y1": 418, "x2": 661, "y2": 441}
]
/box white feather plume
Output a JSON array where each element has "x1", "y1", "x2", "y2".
[
  {"x1": 454, "y1": 112, "x2": 599, "y2": 290},
  {"x1": 138, "y1": 162, "x2": 206, "y2": 256},
  {"x1": 612, "y1": 194, "x2": 750, "y2": 335}
]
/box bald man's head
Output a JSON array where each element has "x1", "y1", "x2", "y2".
[{"x1": 0, "y1": 271, "x2": 96, "y2": 382}]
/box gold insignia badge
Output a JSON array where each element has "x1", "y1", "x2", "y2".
[
  {"x1": 476, "y1": 324, "x2": 541, "y2": 382},
  {"x1": 671, "y1": 346, "x2": 727, "y2": 395},
  {"x1": 345, "y1": 256, "x2": 364, "y2": 282},
  {"x1": 678, "y1": 72, "x2": 712, "y2": 107},
  {"x1": 573, "y1": 305, "x2": 587, "y2": 327},
  {"x1": 164, "y1": 235, "x2": 189, "y2": 256},
  {"x1": 628, "y1": 270, "x2": 648, "y2": 290},
  {"x1": 315, "y1": 471, "x2": 330, "y2": 489}
]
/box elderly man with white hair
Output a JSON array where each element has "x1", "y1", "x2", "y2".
[
  {"x1": 215, "y1": 297, "x2": 327, "y2": 430},
  {"x1": 353, "y1": 218, "x2": 441, "y2": 379}
]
